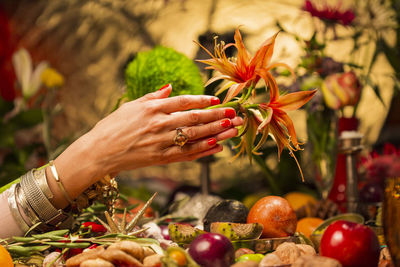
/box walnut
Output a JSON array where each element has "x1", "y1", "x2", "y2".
[
  {"x1": 259, "y1": 253, "x2": 283, "y2": 267},
  {"x1": 80, "y1": 258, "x2": 115, "y2": 267},
  {"x1": 292, "y1": 255, "x2": 342, "y2": 267},
  {"x1": 65, "y1": 246, "x2": 105, "y2": 267},
  {"x1": 296, "y1": 244, "x2": 316, "y2": 256},
  {"x1": 101, "y1": 248, "x2": 144, "y2": 267},
  {"x1": 108, "y1": 240, "x2": 144, "y2": 261},
  {"x1": 143, "y1": 254, "x2": 163, "y2": 267},
  {"x1": 274, "y1": 242, "x2": 301, "y2": 264},
  {"x1": 230, "y1": 260, "x2": 259, "y2": 267},
  {"x1": 143, "y1": 246, "x2": 156, "y2": 258}
]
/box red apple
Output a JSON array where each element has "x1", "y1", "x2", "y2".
[{"x1": 320, "y1": 220, "x2": 380, "y2": 267}]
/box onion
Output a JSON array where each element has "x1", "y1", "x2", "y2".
[{"x1": 188, "y1": 233, "x2": 234, "y2": 267}]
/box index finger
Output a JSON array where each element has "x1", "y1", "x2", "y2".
[{"x1": 154, "y1": 95, "x2": 220, "y2": 113}]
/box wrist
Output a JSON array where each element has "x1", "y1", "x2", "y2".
[{"x1": 50, "y1": 132, "x2": 106, "y2": 206}]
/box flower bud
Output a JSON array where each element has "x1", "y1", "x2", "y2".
[{"x1": 321, "y1": 71, "x2": 361, "y2": 109}]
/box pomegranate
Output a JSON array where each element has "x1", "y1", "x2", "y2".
[{"x1": 247, "y1": 196, "x2": 297, "y2": 238}]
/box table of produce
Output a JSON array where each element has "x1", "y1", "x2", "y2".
[{"x1": 0, "y1": 191, "x2": 394, "y2": 267}]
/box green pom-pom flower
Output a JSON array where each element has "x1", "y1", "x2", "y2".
[{"x1": 125, "y1": 46, "x2": 204, "y2": 100}]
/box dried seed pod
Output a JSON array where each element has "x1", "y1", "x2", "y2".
[
  {"x1": 292, "y1": 255, "x2": 342, "y2": 267},
  {"x1": 231, "y1": 260, "x2": 259, "y2": 267},
  {"x1": 108, "y1": 240, "x2": 144, "y2": 261},
  {"x1": 66, "y1": 246, "x2": 105, "y2": 267},
  {"x1": 296, "y1": 244, "x2": 316, "y2": 256},
  {"x1": 274, "y1": 242, "x2": 301, "y2": 264},
  {"x1": 259, "y1": 253, "x2": 283, "y2": 267},
  {"x1": 80, "y1": 258, "x2": 114, "y2": 267},
  {"x1": 101, "y1": 248, "x2": 143, "y2": 267}
]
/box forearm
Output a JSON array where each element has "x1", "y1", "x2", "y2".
[
  {"x1": 0, "y1": 188, "x2": 24, "y2": 238},
  {"x1": 45, "y1": 131, "x2": 108, "y2": 209}
]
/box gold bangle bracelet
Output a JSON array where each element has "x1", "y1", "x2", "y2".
[
  {"x1": 20, "y1": 170, "x2": 69, "y2": 227},
  {"x1": 48, "y1": 160, "x2": 75, "y2": 205},
  {"x1": 7, "y1": 184, "x2": 30, "y2": 233},
  {"x1": 33, "y1": 168, "x2": 53, "y2": 200},
  {"x1": 15, "y1": 183, "x2": 40, "y2": 227}
]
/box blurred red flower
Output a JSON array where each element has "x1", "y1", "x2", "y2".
[
  {"x1": 0, "y1": 6, "x2": 17, "y2": 101},
  {"x1": 360, "y1": 144, "x2": 400, "y2": 185},
  {"x1": 303, "y1": 0, "x2": 355, "y2": 26}
]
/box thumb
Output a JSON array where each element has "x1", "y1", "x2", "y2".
[{"x1": 141, "y1": 84, "x2": 172, "y2": 101}]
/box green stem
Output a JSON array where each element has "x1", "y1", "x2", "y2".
[
  {"x1": 206, "y1": 101, "x2": 240, "y2": 110},
  {"x1": 42, "y1": 88, "x2": 57, "y2": 159},
  {"x1": 42, "y1": 110, "x2": 51, "y2": 157},
  {"x1": 252, "y1": 154, "x2": 281, "y2": 195},
  {"x1": 240, "y1": 84, "x2": 255, "y2": 103},
  {"x1": 243, "y1": 103, "x2": 259, "y2": 109}
]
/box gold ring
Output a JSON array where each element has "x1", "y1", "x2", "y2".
[{"x1": 174, "y1": 127, "x2": 189, "y2": 147}]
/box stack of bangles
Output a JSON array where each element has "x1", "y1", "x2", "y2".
[{"x1": 6, "y1": 161, "x2": 118, "y2": 233}]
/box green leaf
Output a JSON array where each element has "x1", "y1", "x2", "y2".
[
  {"x1": 363, "y1": 75, "x2": 385, "y2": 106},
  {"x1": 378, "y1": 38, "x2": 400, "y2": 75},
  {"x1": 11, "y1": 108, "x2": 43, "y2": 128}
]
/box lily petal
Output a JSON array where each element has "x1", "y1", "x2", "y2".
[
  {"x1": 271, "y1": 90, "x2": 317, "y2": 111},
  {"x1": 215, "y1": 81, "x2": 235, "y2": 95},
  {"x1": 253, "y1": 126, "x2": 270, "y2": 152},
  {"x1": 251, "y1": 32, "x2": 279, "y2": 71},
  {"x1": 266, "y1": 62, "x2": 295, "y2": 78},
  {"x1": 274, "y1": 109, "x2": 299, "y2": 148},
  {"x1": 257, "y1": 69, "x2": 280, "y2": 102},
  {"x1": 223, "y1": 82, "x2": 246, "y2": 103},
  {"x1": 269, "y1": 119, "x2": 291, "y2": 159},
  {"x1": 257, "y1": 106, "x2": 273, "y2": 132},
  {"x1": 12, "y1": 48, "x2": 32, "y2": 97},
  {"x1": 205, "y1": 75, "x2": 232, "y2": 87},
  {"x1": 28, "y1": 61, "x2": 49, "y2": 97},
  {"x1": 234, "y1": 28, "x2": 251, "y2": 67}
]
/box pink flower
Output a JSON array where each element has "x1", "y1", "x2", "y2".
[
  {"x1": 360, "y1": 144, "x2": 400, "y2": 184},
  {"x1": 303, "y1": 0, "x2": 355, "y2": 26}
]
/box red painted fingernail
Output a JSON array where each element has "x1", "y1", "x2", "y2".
[
  {"x1": 158, "y1": 84, "x2": 170, "y2": 91},
  {"x1": 208, "y1": 138, "x2": 217, "y2": 146},
  {"x1": 210, "y1": 97, "x2": 220, "y2": 106},
  {"x1": 224, "y1": 109, "x2": 236, "y2": 119},
  {"x1": 220, "y1": 119, "x2": 231, "y2": 128}
]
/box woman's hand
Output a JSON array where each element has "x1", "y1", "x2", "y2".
[
  {"x1": 90, "y1": 84, "x2": 243, "y2": 174},
  {"x1": 49, "y1": 84, "x2": 243, "y2": 208}
]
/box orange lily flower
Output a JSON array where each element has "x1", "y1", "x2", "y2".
[
  {"x1": 197, "y1": 28, "x2": 316, "y2": 180},
  {"x1": 231, "y1": 109, "x2": 263, "y2": 162},
  {"x1": 196, "y1": 29, "x2": 292, "y2": 103},
  {"x1": 256, "y1": 69, "x2": 317, "y2": 178}
]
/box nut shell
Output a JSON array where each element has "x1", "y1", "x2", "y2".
[{"x1": 274, "y1": 242, "x2": 301, "y2": 264}]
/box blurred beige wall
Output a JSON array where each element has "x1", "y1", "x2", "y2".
[{"x1": 6, "y1": 0, "x2": 395, "y2": 185}]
